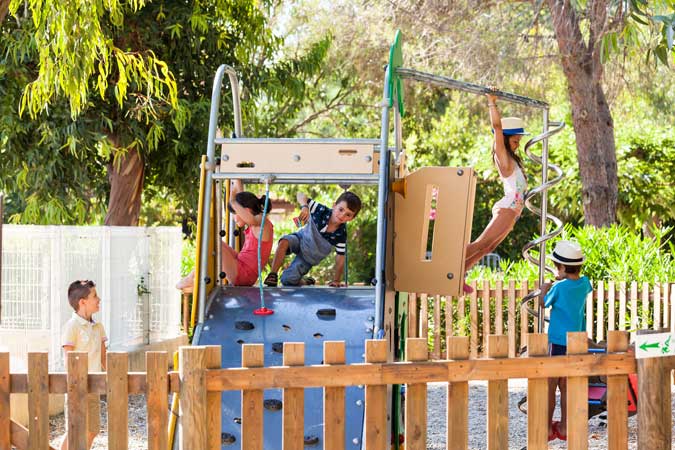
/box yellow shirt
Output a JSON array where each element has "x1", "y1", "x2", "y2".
[{"x1": 61, "y1": 312, "x2": 107, "y2": 371}]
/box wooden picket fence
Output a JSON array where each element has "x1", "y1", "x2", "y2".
[
  {"x1": 3, "y1": 331, "x2": 674, "y2": 450},
  {"x1": 409, "y1": 280, "x2": 675, "y2": 359}
]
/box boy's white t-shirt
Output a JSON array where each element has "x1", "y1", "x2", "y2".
[{"x1": 61, "y1": 312, "x2": 107, "y2": 371}]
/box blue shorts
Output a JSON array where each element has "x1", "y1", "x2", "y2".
[{"x1": 549, "y1": 343, "x2": 567, "y2": 356}]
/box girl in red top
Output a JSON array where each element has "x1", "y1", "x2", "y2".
[
  {"x1": 225, "y1": 181, "x2": 274, "y2": 285},
  {"x1": 176, "y1": 180, "x2": 273, "y2": 288}
]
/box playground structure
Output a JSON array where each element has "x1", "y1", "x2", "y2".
[
  {"x1": 5, "y1": 31, "x2": 674, "y2": 450},
  {"x1": 174, "y1": 31, "x2": 570, "y2": 448},
  {"x1": 168, "y1": 31, "x2": 572, "y2": 448}
]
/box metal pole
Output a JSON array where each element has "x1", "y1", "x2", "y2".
[
  {"x1": 537, "y1": 110, "x2": 550, "y2": 332},
  {"x1": 198, "y1": 65, "x2": 243, "y2": 324},
  {"x1": 223, "y1": 66, "x2": 243, "y2": 249},
  {"x1": 374, "y1": 68, "x2": 392, "y2": 334},
  {"x1": 197, "y1": 65, "x2": 226, "y2": 325},
  {"x1": 395, "y1": 68, "x2": 549, "y2": 109},
  {"x1": 215, "y1": 178, "x2": 222, "y2": 286}
]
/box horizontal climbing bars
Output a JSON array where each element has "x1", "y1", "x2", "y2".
[{"x1": 396, "y1": 68, "x2": 549, "y2": 109}]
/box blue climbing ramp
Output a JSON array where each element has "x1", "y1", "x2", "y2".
[{"x1": 195, "y1": 286, "x2": 376, "y2": 449}]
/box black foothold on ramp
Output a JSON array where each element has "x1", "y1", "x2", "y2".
[
  {"x1": 235, "y1": 321, "x2": 255, "y2": 331},
  {"x1": 316, "y1": 308, "x2": 337, "y2": 320},
  {"x1": 304, "y1": 435, "x2": 320, "y2": 446},
  {"x1": 264, "y1": 399, "x2": 283, "y2": 411},
  {"x1": 221, "y1": 432, "x2": 236, "y2": 444}
]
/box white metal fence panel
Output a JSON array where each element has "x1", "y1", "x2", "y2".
[{"x1": 0, "y1": 225, "x2": 182, "y2": 369}]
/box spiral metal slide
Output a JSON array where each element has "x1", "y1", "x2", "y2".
[{"x1": 519, "y1": 121, "x2": 566, "y2": 326}]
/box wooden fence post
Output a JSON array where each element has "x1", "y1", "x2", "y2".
[
  {"x1": 365, "y1": 339, "x2": 387, "y2": 449},
  {"x1": 66, "y1": 351, "x2": 88, "y2": 450},
  {"x1": 469, "y1": 286, "x2": 478, "y2": 358},
  {"x1": 495, "y1": 280, "x2": 503, "y2": 336},
  {"x1": 567, "y1": 332, "x2": 588, "y2": 450},
  {"x1": 405, "y1": 338, "x2": 428, "y2": 450},
  {"x1": 432, "y1": 295, "x2": 442, "y2": 359},
  {"x1": 283, "y1": 343, "x2": 305, "y2": 450},
  {"x1": 107, "y1": 352, "x2": 129, "y2": 450},
  {"x1": 637, "y1": 355, "x2": 673, "y2": 450},
  {"x1": 487, "y1": 335, "x2": 508, "y2": 450},
  {"x1": 606, "y1": 331, "x2": 628, "y2": 450},
  {"x1": 205, "y1": 346, "x2": 221, "y2": 450},
  {"x1": 519, "y1": 281, "x2": 529, "y2": 353},
  {"x1": 446, "y1": 337, "x2": 469, "y2": 450},
  {"x1": 146, "y1": 351, "x2": 168, "y2": 450},
  {"x1": 408, "y1": 293, "x2": 419, "y2": 338},
  {"x1": 526, "y1": 334, "x2": 548, "y2": 450},
  {"x1": 179, "y1": 346, "x2": 207, "y2": 450},
  {"x1": 482, "y1": 280, "x2": 491, "y2": 354},
  {"x1": 27, "y1": 352, "x2": 49, "y2": 450},
  {"x1": 323, "y1": 341, "x2": 345, "y2": 450},
  {"x1": 0, "y1": 353, "x2": 9, "y2": 450},
  {"x1": 507, "y1": 280, "x2": 516, "y2": 357},
  {"x1": 242, "y1": 344, "x2": 264, "y2": 450}
]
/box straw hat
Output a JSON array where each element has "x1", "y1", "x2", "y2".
[
  {"x1": 549, "y1": 240, "x2": 585, "y2": 266},
  {"x1": 501, "y1": 117, "x2": 529, "y2": 136}
]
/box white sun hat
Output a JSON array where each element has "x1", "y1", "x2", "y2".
[
  {"x1": 501, "y1": 117, "x2": 529, "y2": 136},
  {"x1": 549, "y1": 240, "x2": 585, "y2": 266}
]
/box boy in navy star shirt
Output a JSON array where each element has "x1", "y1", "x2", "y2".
[{"x1": 264, "y1": 191, "x2": 361, "y2": 287}]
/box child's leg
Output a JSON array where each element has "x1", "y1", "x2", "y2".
[
  {"x1": 280, "y1": 255, "x2": 311, "y2": 286},
  {"x1": 558, "y1": 376, "x2": 568, "y2": 437},
  {"x1": 269, "y1": 238, "x2": 290, "y2": 274},
  {"x1": 548, "y1": 377, "x2": 558, "y2": 435},
  {"x1": 465, "y1": 208, "x2": 518, "y2": 270},
  {"x1": 221, "y1": 241, "x2": 239, "y2": 283}
]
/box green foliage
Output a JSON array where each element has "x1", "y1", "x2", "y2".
[
  {"x1": 1, "y1": 1, "x2": 342, "y2": 225},
  {"x1": 470, "y1": 224, "x2": 675, "y2": 283}
]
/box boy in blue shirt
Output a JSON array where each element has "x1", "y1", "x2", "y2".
[
  {"x1": 541, "y1": 240, "x2": 592, "y2": 441},
  {"x1": 264, "y1": 191, "x2": 361, "y2": 287}
]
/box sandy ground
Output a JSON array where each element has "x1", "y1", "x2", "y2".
[{"x1": 48, "y1": 382, "x2": 675, "y2": 449}]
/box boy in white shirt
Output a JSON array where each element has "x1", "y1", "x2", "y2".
[{"x1": 60, "y1": 280, "x2": 107, "y2": 450}]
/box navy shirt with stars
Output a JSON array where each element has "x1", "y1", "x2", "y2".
[{"x1": 308, "y1": 199, "x2": 347, "y2": 254}]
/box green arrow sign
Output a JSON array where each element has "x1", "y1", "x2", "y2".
[{"x1": 639, "y1": 342, "x2": 660, "y2": 351}]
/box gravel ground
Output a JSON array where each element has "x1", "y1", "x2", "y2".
[
  {"x1": 427, "y1": 379, "x2": 675, "y2": 450},
  {"x1": 48, "y1": 383, "x2": 674, "y2": 449}
]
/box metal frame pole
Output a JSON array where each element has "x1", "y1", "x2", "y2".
[
  {"x1": 537, "y1": 110, "x2": 550, "y2": 332},
  {"x1": 374, "y1": 68, "x2": 392, "y2": 334},
  {"x1": 198, "y1": 64, "x2": 242, "y2": 325}
]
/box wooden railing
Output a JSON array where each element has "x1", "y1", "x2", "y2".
[
  {"x1": 2, "y1": 331, "x2": 673, "y2": 450},
  {"x1": 407, "y1": 280, "x2": 675, "y2": 359}
]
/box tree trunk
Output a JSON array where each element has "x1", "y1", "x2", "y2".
[
  {"x1": 547, "y1": 0, "x2": 618, "y2": 226},
  {"x1": 0, "y1": 0, "x2": 11, "y2": 25},
  {"x1": 104, "y1": 146, "x2": 145, "y2": 226}
]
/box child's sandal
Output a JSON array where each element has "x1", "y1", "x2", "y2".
[
  {"x1": 264, "y1": 272, "x2": 278, "y2": 287},
  {"x1": 553, "y1": 422, "x2": 567, "y2": 441},
  {"x1": 302, "y1": 276, "x2": 316, "y2": 286}
]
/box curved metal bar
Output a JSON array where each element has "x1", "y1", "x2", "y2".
[
  {"x1": 520, "y1": 119, "x2": 566, "y2": 326},
  {"x1": 198, "y1": 64, "x2": 242, "y2": 325},
  {"x1": 395, "y1": 68, "x2": 549, "y2": 109}
]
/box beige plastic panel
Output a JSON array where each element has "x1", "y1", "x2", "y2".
[
  {"x1": 220, "y1": 142, "x2": 376, "y2": 174},
  {"x1": 394, "y1": 167, "x2": 476, "y2": 297}
]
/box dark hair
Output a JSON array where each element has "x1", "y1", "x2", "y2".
[
  {"x1": 495, "y1": 134, "x2": 525, "y2": 170},
  {"x1": 335, "y1": 191, "x2": 362, "y2": 216},
  {"x1": 228, "y1": 191, "x2": 272, "y2": 216},
  {"x1": 68, "y1": 280, "x2": 96, "y2": 312},
  {"x1": 555, "y1": 262, "x2": 581, "y2": 275}
]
